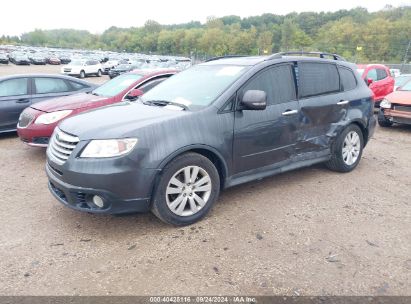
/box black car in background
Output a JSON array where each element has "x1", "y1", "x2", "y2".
[
  {"x1": 12, "y1": 54, "x2": 31, "y2": 65},
  {"x1": 46, "y1": 52, "x2": 376, "y2": 226},
  {"x1": 0, "y1": 74, "x2": 97, "y2": 133},
  {"x1": 108, "y1": 63, "x2": 142, "y2": 79},
  {"x1": 0, "y1": 53, "x2": 9, "y2": 64},
  {"x1": 59, "y1": 55, "x2": 71, "y2": 64},
  {"x1": 30, "y1": 54, "x2": 47, "y2": 65}
]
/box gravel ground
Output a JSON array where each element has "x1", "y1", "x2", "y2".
[{"x1": 0, "y1": 64, "x2": 410, "y2": 296}]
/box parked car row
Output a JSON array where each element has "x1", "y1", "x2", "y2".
[
  {"x1": 2, "y1": 51, "x2": 410, "y2": 226},
  {"x1": 0, "y1": 75, "x2": 97, "y2": 133},
  {"x1": 0, "y1": 45, "x2": 192, "y2": 72}
]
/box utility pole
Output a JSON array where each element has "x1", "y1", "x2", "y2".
[{"x1": 402, "y1": 40, "x2": 411, "y2": 72}]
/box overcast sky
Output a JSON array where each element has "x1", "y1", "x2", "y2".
[{"x1": 1, "y1": 0, "x2": 409, "y2": 36}]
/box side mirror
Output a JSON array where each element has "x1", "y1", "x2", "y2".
[
  {"x1": 241, "y1": 90, "x2": 267, "y2": 110},
  {"x1": 126, "y1": 89, "x2": 143, "y2": 100},
  {"x1": 366, "y1": 78, "x2": 373, "y2": 86}
]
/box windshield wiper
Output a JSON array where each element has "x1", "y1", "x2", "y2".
[
  {"x1": 91, "y1": 92, "x2": 100, "y2": 96},
  {"x1": 143, "y1": 100, "x2": 188, "y2": 110}
]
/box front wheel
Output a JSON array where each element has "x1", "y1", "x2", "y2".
[
  {"x1": 79, "y1": 70, "x2": 85, "y2": 79},
  {"x1": 326, "y1": 124, "x2": 364, "y2": 173},
  {"x1": 378, "y1": 110, "x2": 393, "y2": 128},
  {"x1": 96, "y1": 69, "x2": 102, "y2": 77},
  {"x1": 151, "y1": 153, "x2": 220, "y2": 226}
]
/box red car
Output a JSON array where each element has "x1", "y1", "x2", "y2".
[
  {"x1": 357, "y1": 64, "x2": 394, "y2": 105},
  {"x1": 378, "y1": 80, "x2": 411, "y2": 127},
  {"x1": 17, "y1": 69, "x2": 177, "y2": 147}
]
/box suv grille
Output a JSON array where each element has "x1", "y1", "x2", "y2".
[
  {"x1": 18, "y1": 112, "x2": 34, "y2": 128},
  {"x1": 47, "y1": 128, "x2": 79, "y2": 165}
]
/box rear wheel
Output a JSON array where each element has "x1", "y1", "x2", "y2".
[
  {"x1": 79, "y1": 70, "x2": 85, "y2": 79},
  {"x1": 378, "y1": 110, "x2": 393, "y2": 128},
  {"x1": 151, "y1": 153, "x2": 220, "y2": 226},
  {"x1": 326, "y1": 124, "x2": 364, "y2": 173}
]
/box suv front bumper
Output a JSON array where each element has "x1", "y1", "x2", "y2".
[{"x1": 46, "y1": 161, "x2": 156, "y2": 214}]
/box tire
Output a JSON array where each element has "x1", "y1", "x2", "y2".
[
  {"x1": 96, "y1": 69, "x2": 102, "y2": 77},
  {"x1": 377, "y1": 110, "x2": 393, "y2": 128},
  {"x1": 79, "y1": 70, "x2": 85, "y2": 79},
  {"x1": 326, "y1": 124, "x2": 364, "y2": 173},
  {"x1": 151, "y1": 152, "x2": 220, "y2": 226}
]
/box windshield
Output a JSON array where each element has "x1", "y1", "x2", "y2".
[
  {"x1": 399, "y1": 80, "x2": 411, "y2": 91},
  {"x1": 70, "y1": 60, "x2": 85, "y2": 66},
  {"x1": 141, "y1": 65, "x2": 248, "y2": 109},
  {"x1": 395, "y1": 75, "x2": 411, "y2": 87},
  {"x1": 92, "y1": 73, "x2": 143, "y2": 97},
  {"x1": 116, "y1": 64, "x2": 131, "y2": 69},
  {"x1": 357, "y1": 69, "x2": 365, "y2": 76}
]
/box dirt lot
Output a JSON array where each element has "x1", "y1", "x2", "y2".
[{"x1": 0, "y1": 64, "x2": 410, "y2": 296}]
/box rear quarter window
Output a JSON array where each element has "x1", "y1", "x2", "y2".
[
  {"x1": 339, "y1": 67, "x2": 357, "y2": 91},
  {"x1": 298, "y1": 62, "x2": 340, "y2": 98}
]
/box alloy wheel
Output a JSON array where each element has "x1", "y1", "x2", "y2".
[
  {"x1": 166, "y1": 166, "x2": 212, "y2": 217},
  {"x1": 342, "y1": 131, "x2": 361, "y2": 166}
]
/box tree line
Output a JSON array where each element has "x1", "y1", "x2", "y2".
[{"x1": 1, "y1": 5, "x2": 410, "y2": 63}]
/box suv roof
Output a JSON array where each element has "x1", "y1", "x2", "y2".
[{"x1": 203, "y1": 51, "x2": 346, "y2": 67}]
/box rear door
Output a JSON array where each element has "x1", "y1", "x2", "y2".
[
  {"x1": 31, "y1": 77, "x2": 75, "y2": 105},
  {"x1": 0, "y1": 77, "x2": 32, "y2": 132},
  {"x1": 376, "y1": 68, "x2": 394, "y2": 98},
  {"x1": 296, "y1": 61, "x2": 347, "y2": 154},
  {"x1": 233, "y1": 63, "x2": 299, "y2": 173}
]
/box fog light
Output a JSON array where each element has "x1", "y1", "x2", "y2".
[{"x1": 92, "y1": 195, "x2": 104, "y2": 208}]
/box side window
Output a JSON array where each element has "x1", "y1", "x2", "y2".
[
  {"x1": 34, "y1": 78, "x2": 71, "y2": 94},
  {"x1": 366, "y1": 69, "x2": 378, "y2": 81},
  {"x1": 137, "y1": 77, "x2": 169, "y2": 93},
  {"x1": 240, "y1": 65, "x2": 296, "y2": 106},
  {"x1": 0, "y1": 78, "x2": 29, "y2": 96},
  {"x1": 299, "y1": 62, "x2": 340, "y2": 98},
  {"x1": 70, "y1": 81, "x2": 87, "y2": 91},
  {"x1": 240, "y1": 69, "x2": 275, "y2": 105},
  {"x1": 270, "y1": 65, "x2": 296, "y2": 103},
  {"x1": 339, "y1": 67, "x2": 357, "y2": 91},
  {"x1": 376, "y1": 69, "x2": 387, "y2": 81}
]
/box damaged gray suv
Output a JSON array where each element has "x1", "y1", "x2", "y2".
[{"x1": 46, "y1": 52, "x2": 376, "y2": 225}]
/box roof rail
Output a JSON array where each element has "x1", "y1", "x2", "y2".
[
  {"x1": 205, "y1": 55, "x2": 247, "y2": 62},
  {"x1": 266, "y1": 51, "x2": 345, "y2": 61}
]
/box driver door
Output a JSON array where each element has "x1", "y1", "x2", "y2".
[{"x1": 233, "y1": 64, "x2": 300, "y2": 174}]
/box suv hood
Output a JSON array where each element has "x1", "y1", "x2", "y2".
[
  {"x1": 31, "y1": 93, "x2": 109, "y2": 112},
  {"x1": 59, "y1": 102, "x2": 187, "y2": 140}
]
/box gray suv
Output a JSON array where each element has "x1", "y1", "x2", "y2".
[{"x1": 46, "y1": 52, "x2": 376, "y2": 226}]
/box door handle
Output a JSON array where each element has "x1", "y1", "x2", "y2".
[
  {"x1": 16, "y1": 98, "x2": 30, "y2": 104},
  {"x1": 337, "y1": 100, "x2": 349, "y2": 105},
  {"x1": 281, "y1": 109, "x2": 298, "y2": 116}
]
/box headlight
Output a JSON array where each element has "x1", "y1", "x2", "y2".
[
  {"x1": 80, "y1": 138, "x2": 138, "y2": 158},
  {"x1": 35, "y1": 110, "x2": 72, "y2": 125},
  {"x1": 380, "y1": 99, "x2": 391, "y2": 109}
]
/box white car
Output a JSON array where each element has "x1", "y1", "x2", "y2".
[
  {"x1": 101, "y1": 60, "x2": 119, "y2": 75},
  {"x1": 61, "y1": 59, "x2": 102, "y2": 78}
]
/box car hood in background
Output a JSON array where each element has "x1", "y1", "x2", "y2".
[
  {"x1": 59, "y1": 102, "x2": 187, "y2": 140},
  {"x1": 31, "y1": 93, "x2": 110, "y2": 112},
  {"x1": 385, "y1": 91, "x2": 411, "y2": 105}
]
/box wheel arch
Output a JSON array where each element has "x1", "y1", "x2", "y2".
[{"x1": 153, "y1": 145, "x2": 229, "y2": 194}]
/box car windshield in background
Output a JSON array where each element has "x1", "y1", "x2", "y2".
[
  {"x1": 399, "y1": 81, "x2": 411, "y2": 91},
  {"x1": 357, "y1": 69, "x2": 365, "y2": 76},
  {"x1": 92, "y1": 73, "x2": 142, "y2": 97},
  {"x1": 141, "y1": 65, "x2": 248, "y2": 109},
  {"x1": 70, "y1": 60, "x2": 85, "y2": 66},
  {"x1": 395, "y1": 76, "x2": 411, "y2": 87},
  {"x1": 116, "y1": 64, "x2": 131, "y2": 69}
]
